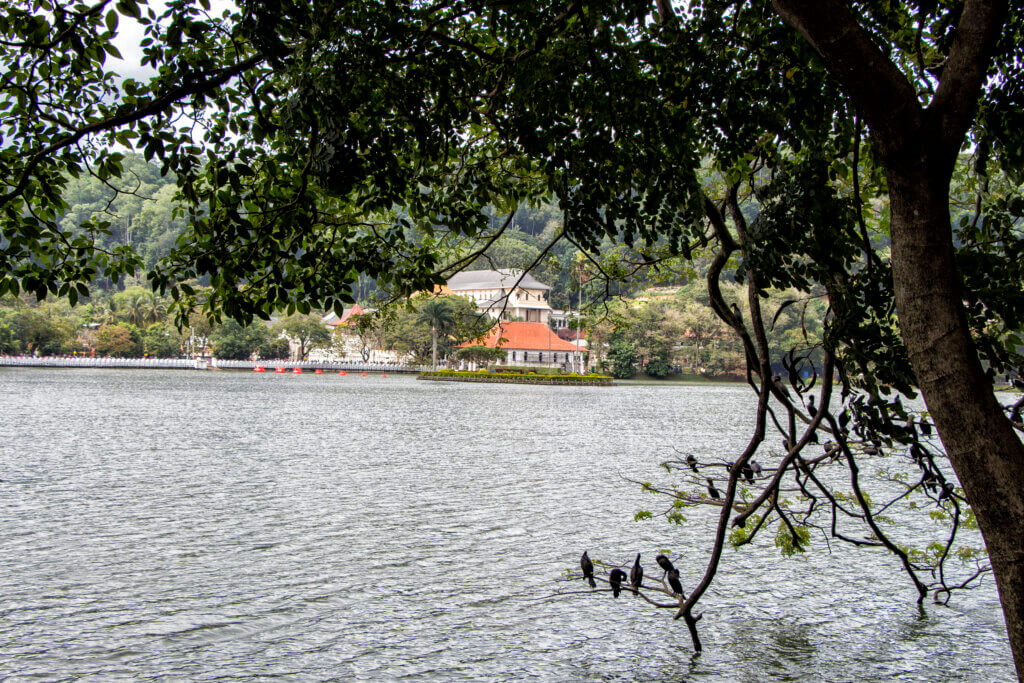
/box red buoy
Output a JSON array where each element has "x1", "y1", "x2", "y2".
[
  {"x1": 254, "y1": 366, "x2": 265, "y2": 373},
  {"x1": 361, "y1": 372, "x2": 367, "y2": 377},
  {"x1": 339, "y1": 370, "x2": 347, "y2": 376},
  {"x1": 292, "y1": 367, "x2": 303, "y2": 374},
  {"x1": 314, "y1": 368, "x2": 323, "y2": 375},
  {"x1": 275, "y1": 367, "x2": 286, "y2": 373},
  {"x1": 382, "y1": 373, "x2": 387, "y2": 378}
]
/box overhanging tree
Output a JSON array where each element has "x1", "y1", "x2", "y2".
[{"x1": 1, "y1": 0, "x2": 1022, "y2": 674}]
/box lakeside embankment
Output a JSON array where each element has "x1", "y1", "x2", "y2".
[{"x1": 0, "y1": 356, "x2": 419, "y2": 373}]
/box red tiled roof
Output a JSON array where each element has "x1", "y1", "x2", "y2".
[
  {"x1": 460, "y1": 321, "x2": 579, "y2": 352},
  {"x1": 329, "y1": 304, "x2": 365, "y2": 326}
]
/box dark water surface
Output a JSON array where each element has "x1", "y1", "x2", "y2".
[{"x1": 0, "y1": 369, "x2": 1014, "y2": 680}]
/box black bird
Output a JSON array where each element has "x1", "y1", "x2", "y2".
[
  {"x1": 655, "y1": 554, "x2": 675, "y2": 573},
  {"x1": 686, "y1": 454, "x2": 698, "y2": 472},
  {"x1": 864, "y1": 443, "x2": 880, "y2": 456},
  {"x1": 750, "y1": 460, "x2": 763, "y2": 478},
  {"x1": 706, "y1": 478, "x2": 721, "y2": 499},
  {"x1": 581, "y1": 551, "x2": 596, "y2": 588},
  {"x1": 630, "y1": 553, "x2": 643, "y2": 595},
  {"x1": 740, "y1": 461, "x2": 755, "y2": 484},
  {"x1": 609, "y1": 568, "x2": 627, "y2": 598},
  {"x1": 938, "y1": 482, "x2": 955, "y2": 503},
  {"x1": 920, "y1": 420, "x2": 932, "y2": 436},
  {"x1": 772, "y1": 375, "x2": 792, "y2": 399},
  {"x1": 807, "y1": 395, "x2": 816, "y2": 414},
  {"x1": 667, "y1": 568, "x2": 684, "y2": 597}
]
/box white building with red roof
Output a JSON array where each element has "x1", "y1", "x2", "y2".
[{"x1": 459, "y1": 321, "x2": 584, "y2": 371}]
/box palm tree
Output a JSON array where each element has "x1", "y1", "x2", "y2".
[
  {"x1": 122, "y1": 292, "x2": 153, "y2": 327},
  {"x1": 417, "y1": 298, "x2": 455, "y2": 369}
]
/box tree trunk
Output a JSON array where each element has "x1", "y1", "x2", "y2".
[
  {"x1": 431, "y1": 326, "x2": 438, "y2": 369},
  {"x1": 770, "y1": 0, "x2": 1023, "y2": 673},
  {"x1": 888, "y1": 163, "x2": 1024, "y2": 676}
]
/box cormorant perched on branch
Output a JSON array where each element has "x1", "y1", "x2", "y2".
[
  {"x1": 630, "y1": 554, "x2": 643, "y2": 595},
  {"x1": 667, "y1": 568, "x2": 684, "y2": 597},
  {"x1": 920, "y1": 420, "x2": 932, "y2": 436},
  {"x1": 686, "y1": 454, "x2": 698, "y2": 472},
  {"x1": 740, "y1": 461, "x2": 755, "y2": 484},
  {"x1": 609, "y1": 568, "x2": 627, "y2": 598},
  {"x1": 706, "y1": 478, "x2": 721, "y2": 499},
  {"x1": 581, "y1": 551, "x2": 596, "y2": 588},
  {"x1": 750, "y1": 460, "x2": 763, "y2": 478},
  {"x1": 655, "y1": 554, "x2": 675, "y2": 573}
]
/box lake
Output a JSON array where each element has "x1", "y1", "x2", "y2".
[{"x1": 0, "y1": 368, "x2": 1015, "y2": 680}]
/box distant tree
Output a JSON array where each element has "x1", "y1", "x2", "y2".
[
  {"x1": 142, "y1": 322, "x2": 182, "y2": 358},
  {"x1": 3, "y1": 307, "x2": 74, "y2": 355},
  {"x1": 274, "y1": 314, "x2": 331, "y2": 360},
  {"x1": 0, "y1": 317, "x2": 15, "y2": 353},
  {"x1": 417, "y1": 299, "x2": 457, "y2": 370},
  {"x1": 257, "y1": 337, "x2": 290, "y2": 360},
  {"x1": 645, "y1": 352, "x2": 674, "y2": 378},
  {"x1": 95, "y1": 324, "x2": 140, "y2": 357},
  {"x1": 211, "y1": 319, "x2": 262, "y2": 360},
  {"x1": 606, "y1": 332, "x2": 638, "y2": 379}
]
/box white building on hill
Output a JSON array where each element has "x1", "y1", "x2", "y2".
[{"x1": 443, "y1": 269, "x2": 552, "y2": 323}]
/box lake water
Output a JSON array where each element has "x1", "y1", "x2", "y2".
[{"x1": 0, "y1": 368, "x2": 1015, "y2": 680}]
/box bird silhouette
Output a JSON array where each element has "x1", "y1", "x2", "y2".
[
  {"x1": 920, "y1": 420, "x2": 932, "y2": 436},
  {"x1": 750, "y1": 460, "x2": 763, "y2": 477},
  {"x1": 609, "y1": 568, "x2": 627, "y2": 598},
  {"x1": 667, "y1": 568, "x2": 684, "y2": 597},
  {"x1": 655, "y1": 554, "x2": 675, "y2": 573},
  {"x1": 686, "y1": 454, "x2": 698, "y2": 472},
  {"x1": 630, "y1": 554, "x2": 643, "y2": 595},
  {"x1": 581, "y1": 551, "x2": 596, "y2": 588},
  {"x1": 706, "y1": 478, "x2": 721, "y2": 499},
  {"x1": 740, "y1": 462, "x2": 755, "y2": 484}
]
